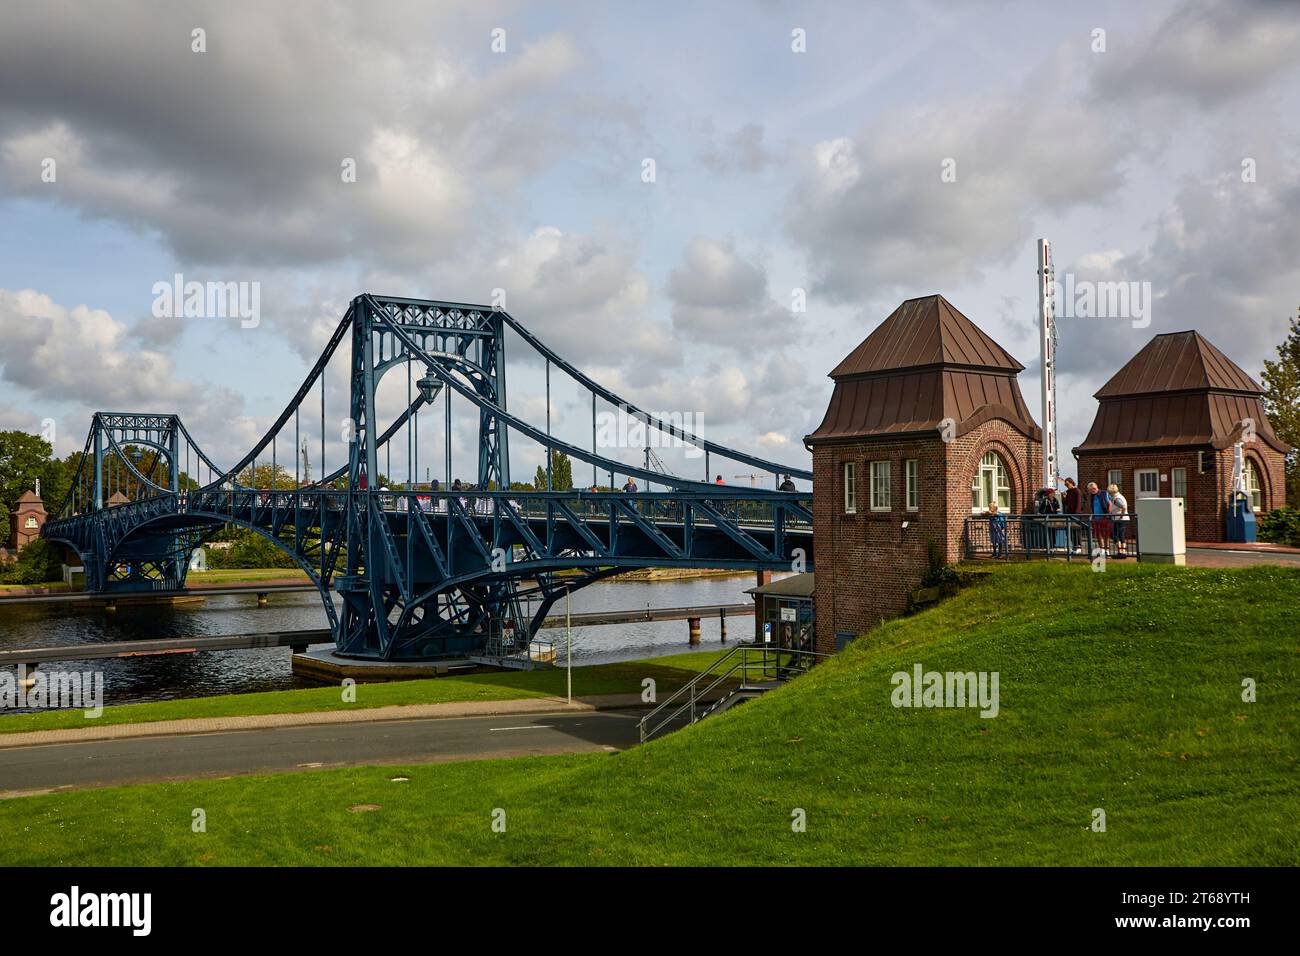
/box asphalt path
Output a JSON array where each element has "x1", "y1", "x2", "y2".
[{"x1": 0, "y1": 708, "x2": 646, "y2": 796}]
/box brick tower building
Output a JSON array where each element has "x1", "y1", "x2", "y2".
[
  {"x1": 1073, "y1": 330, "x2": 1290, "y2": 542},
  {"x1": 8, "y1": 489, "x2": 47, "y2": 552},
  {"x1": 806, "y1": 294, "x2": 1041, "y2": 653}
]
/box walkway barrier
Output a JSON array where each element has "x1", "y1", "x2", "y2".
[
  {"x1": 963, "y1": 514, "x2": 1139, "y2": 561},
  {"x1": 638, "y1": 642, "x2": 826, "y2": 742}
]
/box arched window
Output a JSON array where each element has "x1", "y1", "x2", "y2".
[
  {"x1": 971, "y1": 451, "x2": 1011, "y2": 512},
  {"x1": 1244, "y1": 459, "x2": 1262, "y2": 513}
]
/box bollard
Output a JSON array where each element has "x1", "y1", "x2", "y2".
[
  {"x1": 688, "y1": 616, "x2": 701, "y2": 646},
  {"x1": 720, "y1": 608, "x2": 727, "y2": 642},
  {"x1": 257, "y1": 592, "x2": 269, "y2": 607}
]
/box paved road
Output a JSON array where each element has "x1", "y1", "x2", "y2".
[
  {"x1": 0, "y1": 709, "x2": 645, "y2": 796},
  {"x1": 1187, "y1": 547, "x2": 1300, "y2": 568}
]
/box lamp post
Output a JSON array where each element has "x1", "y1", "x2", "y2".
[{"x1": 565, "y1": 584, "x2": 572, "y2": 705}]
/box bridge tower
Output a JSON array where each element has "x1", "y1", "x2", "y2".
[{"x1": 337, "y1": 295, "x2": 518, "y2": 659}]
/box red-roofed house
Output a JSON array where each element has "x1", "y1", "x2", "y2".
[
  {"x1": 806, "y1": 294, "x2": 1041, "y2": 652},
  {"x1": 1073, "y1": 330, "x2": 1290, "y2": 542}
]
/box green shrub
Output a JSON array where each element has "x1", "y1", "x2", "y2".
[
  {"x1": 1258, "y1": 507, "x2": 1300, "y2": 548},
  {"x1": 0, "y1": 538, "x2": 64, "y2": 585},
  {"x1": 919, "y1": 536, "x2": 959, "y2": 589}
]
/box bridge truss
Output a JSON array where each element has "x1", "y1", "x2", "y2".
[{"x1": 44, "y1": 295, "x2": 813, "y2": 661}]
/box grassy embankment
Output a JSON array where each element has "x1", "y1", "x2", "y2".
[
  {"x1": 0, "y1": 567, "x2": 311, "y2": 594},
  {"x1": 184, "y1": 569, "x2": 312, "y2": 585},
  {"x1": 1, "y1": 561, "x2": 1296, "y2": 866}
]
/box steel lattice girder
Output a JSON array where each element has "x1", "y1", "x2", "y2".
[{"x1": 43, "y1": 294, "x2": 814, "y2": 661}]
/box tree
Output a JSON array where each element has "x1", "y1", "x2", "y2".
[
  {"x1": 236, "y1": 462, "x2": 300, "y2": 490},
  {"x1": 0, "y1": 431, "x2": 70, "y2": 543},
  {"x1": 1262, "y1": 309, "x2": 1300, "y2": 505},
  {"x1": 533, "y1": 450, "x2": 574, "y2": 490}
]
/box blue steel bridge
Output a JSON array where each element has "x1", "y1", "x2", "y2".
[{"x1": 42, "y1": 295, "x2": 813, "y2": 661}]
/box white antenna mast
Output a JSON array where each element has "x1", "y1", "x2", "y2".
[{"x1": 1037, "y1": 238, "x2": 1060, "y2": 490}]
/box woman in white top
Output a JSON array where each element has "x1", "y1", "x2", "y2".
[{"x1": 1107, "y1": 483, "x2": 1130, "y2": 557}]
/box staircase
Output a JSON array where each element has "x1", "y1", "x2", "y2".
[{"x1": 638, "y1": 642, "x2": 825, "y2": 742}]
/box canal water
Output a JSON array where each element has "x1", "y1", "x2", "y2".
[{"x1": 0, "y1": 574, "x2": 769, "y2": 706}]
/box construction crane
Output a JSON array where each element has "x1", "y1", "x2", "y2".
[{"x1": 643, "y1": 446, "x2": 670, "y2": 475}]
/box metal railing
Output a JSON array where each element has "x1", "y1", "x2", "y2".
[
  {"x1": 638, "y1": 642, "x2": 827, "y2": 742},
  {"x1": 964, "y1": 513, "x2": 1139, "y2": 560}
]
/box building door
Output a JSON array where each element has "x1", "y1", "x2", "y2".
[{"x1": 1134, "y1": 469, "x2": 1159, "y2": 499}]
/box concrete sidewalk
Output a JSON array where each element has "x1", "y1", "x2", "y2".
[{"x1": 0, "y1": 693, "x2": 648, "y2": 750}]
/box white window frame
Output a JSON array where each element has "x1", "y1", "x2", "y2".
[
  {"x1": 905, "y1": 459, "x2": 919, "y2": 511},
  {"x1": 1134, "y1": 468, "x2": 1159, "y2": 498},
  {"x1": 843, "y1": 461, "x2": 856, "y2": 514},
  {"x1": 971, "y1": 452, "x2": 1011, "y2": 513},
  {"x1": 1245, "y1": 459, "x2": 1262, "y2": 512},
  {"x1": 870, "y1": 460, "x2": 891, "y2": 511},
  {"x1": 1171, "y1": 467, "x2": 1187, "y2": 503},
  {"x1": 1107, "y1": 469, "x2": 1123, "y2": 491}
]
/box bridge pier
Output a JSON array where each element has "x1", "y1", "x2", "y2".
[
  {"x1": 256, "y1": 592, "x2": 269, "y2": 607},
  {"x1": 719, "y1": 608, "x2": 727, "y2": 642},
  {"x1": 688, "y1": 616, "x2": 701, "y2": 646},
  {"x1": 104, "y1": 599, "x2": 117, "y2": 614}
]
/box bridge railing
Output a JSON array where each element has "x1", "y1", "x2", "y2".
[
  {"x1": 49, "y1": 486, "x2": 811, "y2": 531},
  {"x1": 964, "y1": 514, "x2": 1139, "y2": 560}
]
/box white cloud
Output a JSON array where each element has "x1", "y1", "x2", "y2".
[{"x1": 668, "y1": 238, "x2": 790, "y2": 350}]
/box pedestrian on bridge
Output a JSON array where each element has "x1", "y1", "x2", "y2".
[
  {"x1": 623, "y1": 476, "x2": 638, "y2": 493},
  {"x1": 779, "y1": 475, "x2": 796, "y2": 491}
]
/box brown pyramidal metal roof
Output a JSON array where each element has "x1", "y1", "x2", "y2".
[
  {"x1": 1094, "y1": 330, "x2": 1262, "y2": 398},
  {"x1": 829, "y1": 294, "x2": 1024, "y2": 379},
  {"x1": 808, "y1": 294, "x2": 1040, "y2": 444},
  {"x1": 1076, "y1": 331, "x2": 1291, "y2": 455}
]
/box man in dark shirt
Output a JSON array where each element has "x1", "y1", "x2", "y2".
[{"x1": 1062, "y1": 477, "x2": 1083, "y2": 553}]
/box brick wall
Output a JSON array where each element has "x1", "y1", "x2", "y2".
[
  {"x1": 811, "y1": 421, "x2": 1040, "y2": 654},
  {"x1": 1074, "y1": 444, "x2": 1286, "y2": 542}
]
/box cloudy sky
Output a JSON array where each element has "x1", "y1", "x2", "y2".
[{"x1": 1, "y1": 0, "x2": 1297, "y2": 486}]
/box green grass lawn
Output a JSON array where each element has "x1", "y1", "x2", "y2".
[
  {"x1": 0, "y1": 581, "x2": 72, "y2": 592},
  {"x1": 185, "y1": 568, "x2": 312, "y2": 584},
  {"x1": 2, "y1": 561, "x2": 1296, "y2": 866},
  {"x1": 0, "y1": 648, "x2": 729, "y2": 735}
]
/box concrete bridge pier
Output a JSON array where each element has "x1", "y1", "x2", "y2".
[
  {"x1": 688, "y1": 616, "x2": 701, "y2": 646},
  {"x1": 257, "y1": 592, "x2": 269, "y2": 607},
  {"x1": 720, "y1": 608, "x2": 727, "y2": 642}
]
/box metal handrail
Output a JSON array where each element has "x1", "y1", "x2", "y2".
[
  {"x1": 963, "y1": 513, "x2": 1140, "y2": 561},
  {"x1": 638, "y1": 642, "x2": 826, "y2": 742}
]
